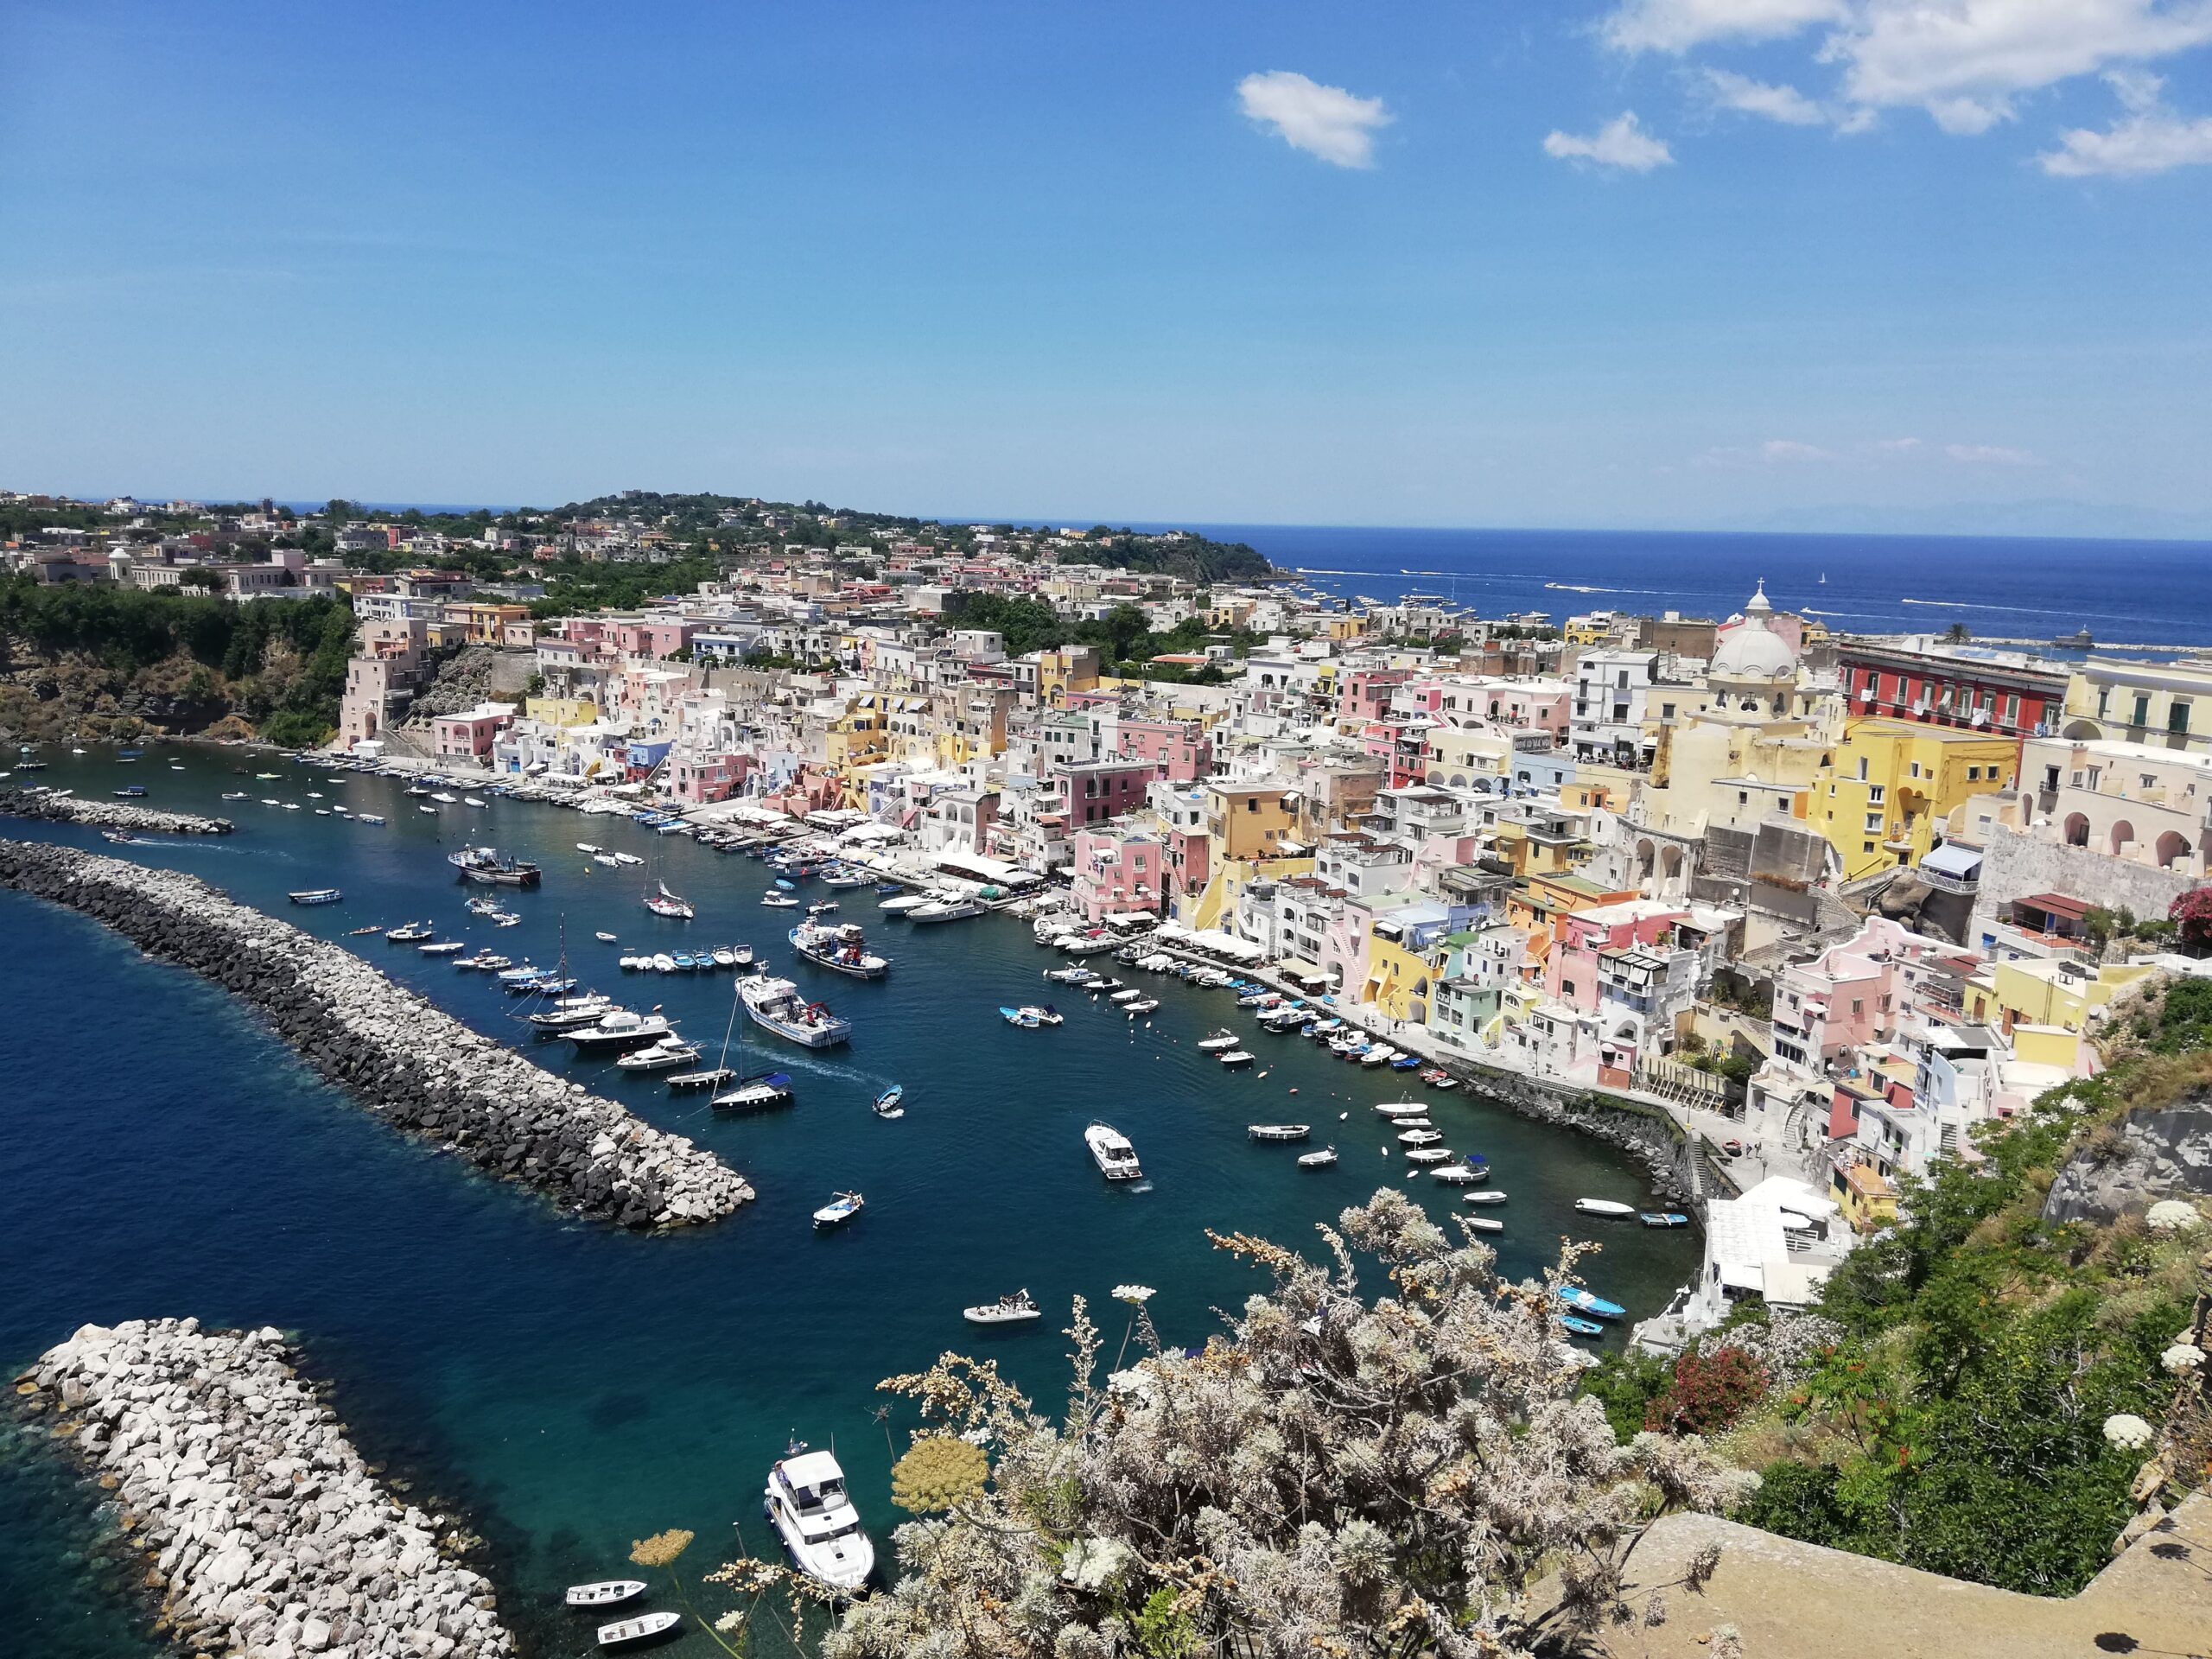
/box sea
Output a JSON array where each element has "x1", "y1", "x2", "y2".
[
  {"x1": 1145, "y1": 525, "x2": 2212, "y2": 653},
  {"x1": 0, "y1": 747, "x2": 1698, "y2": 1656}
]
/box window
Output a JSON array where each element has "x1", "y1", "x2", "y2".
[
  {"x1": 1966, "y1": 766, "x2": 1980, "y2": 781},
  {"x1": 2172, "y1": 701, "x2": 2192, "y2": 735},
  {"x1": 1857, "y1": 756, "x2": 1869, "y2": 781},
  {"x1": 1863, "y1": 841, "x2": 1876, "y2": 854},
  {"x1": 1865, "y1": 812, "x2": 1885, "y2": 831},
  {"x1": 1869, "y1": 785, "x2": 1885, "y2": 804},
  {"x1": 2133, "y1": 693, "x2": 2152, "y2": 728}
]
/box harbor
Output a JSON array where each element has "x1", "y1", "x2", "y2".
[{"x1": 0, "y1": 742, "x2": 1699, "y2": 1657}]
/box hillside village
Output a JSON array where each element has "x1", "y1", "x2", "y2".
[{"x1": 8, "y1": 485, "x2": 2212, "y2": 1369}]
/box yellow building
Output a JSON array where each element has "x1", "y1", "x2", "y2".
[
  {"x1": 524, "y1": 695, "x2": 600, "y2": 727},
  {"x1": 447, "y1": 601, "x2": 531, "y2": 644},
  {"x1": 2060, "y1": 657, "x2": 2212, "y2": 753},
  {"x1": 1325, "y1": 615, "x2": 1366, "y2": 643},
  {"x1": 1034, "y1": 645, "x2": 1101, "y2": 708},
  {"x1": 1832, "y1": 1161, "x2": 1898, "y2": 1235},
  {"x1": 1815, "y1": 718, "x2": 2021, "y2": 880},
  {"x1": 1205, "y1": 781, "x2": 1300, "y2": 863},
  {"x1": 1964, "y1": 957, "x2": 2157, "y2": 1037},
  {"x1": 825, "y1": 705, "x2": 889, "y2": 771}
]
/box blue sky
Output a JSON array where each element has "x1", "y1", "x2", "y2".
[{"x1": 3, "y1": 1, "x2": 2209, "y2": 531}]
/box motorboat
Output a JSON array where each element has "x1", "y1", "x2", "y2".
[
  {"x1": 417, "y1": 804, "x2": 438, "y2": 815},
  {"x1": 912, "y1": 897, "x2": 982, "y2": 924},
  {"x1": 612, "y1": 852, "x2": 643, "y2": 866},
  {"x1": 741, "y1": 975, "x2": 851, "y2": 1047},
  {"x1": 594, "y1": 852, "x2": 622, "y2": 868},
  {"x1": 1403, "y1": 1148, "x2": 1454, "y2": 1166},
  {"x1": 1560, "y1": 1315, "x2": 1606, "y2": 1339},
  {"x1": 1122, "y1": 998, "x2": 1159, "y2": 1014},
  {"x1": 1574, "y1": 1198, "x2": 1637, "y2": 1218},
  {"x1": 812, "y1": 1191, "x2": 865, "y2": 1229},
  {"x1": 419, "y1": 940, "x2": 467, "y2": 957},
  {"x1": 789, "y1": 919, "x2": 889, "y2": 978},
  {"x1": 448, "y1": 846, "x2": 541, "y2": 887},
  {"x1": 221, "y1": 790, "x2": 250, "y2": 801},
  {"x1": 1555, "y1": 1286, "x2": 1626, "y2": 1321},
  {"x1": 617, "y1": 1036, "x2": 703, "y2": 1073},
  {"x1": 1361, "y1": 1046, "x2": 1400, "y2": 1068},
  {"x1": 1109, "y1": 987, "x2": 1143, "y2": 1004},
  {"x1": 288, "y1": 888, "x2": 343, "y2": 906},
  {"x1": 806, "y1": 900, "x2": 840, "y2": 917},
  {"x1": 1000, "y1": 1004, "x2": 1064, "y2": 1028},
  {"x1": 576, "y1": 842, "x2": 602, "y2": 855},
  {"x1": 1640, "y1": 1211, "x2": 1692, "y2": 1229},
  {"x1": 711, "y1": 1072, "x2": 795, "y2": 1113},
  {"x1": 873, "y1": 1084, "x2": 905, "y2": 1119},
  {"x1": 874, "y1": 881, "x2": 905, "y2": 896},
  {"x1": 1465, "y1": 1216, "x2": 1503, "y2": 1234},
  {"x1": 963, "y1": 1288, "x2": 1041, "y2": 1325},
  {"x1": 567, "y1": 1009, "x2": 675, "y2": 1053},
  {"x1": 462, "y1": 796, "x2": 487, "y2": 809},
  {"x1": 430, "y1": 791, "x2": 458, "y2": 804},
  {"x1": 821, "y1": 868, "x2": 871, "y2": 889},
  {"x1": 761, "y1": 892, "x2": 801, "y2": 908},
  {"x1": 1044, "y1": 965, "x2": 1097, "y2": 985},
  {"x1": 404, "y1": 785, "x2": 430, "y2": 797},
  {"x1": 1389, "y1": 1116, "x2": 1433, "y2": 1131},
  {"x1": 465, "y1": 896, "x2": 504, "y2": 916},
  {"x1": 1463, "y1": 1190, "x2": 1509, "y2": 1206},
  {"x1": 356, "y1": 813, "x2": 385, "y2": 824},
  {"x1": 1420, "y1": 1068, "x2": 1459, "y2": 1090},
  {"x1": 596, "y1": 1611, "x2": 681, "y2": 1648},
  {"x1": 878, "y1": 893, "x2": 931, "y2": 915},
  {"x1": 763, "y1": 1446, "x2": 875, "y2": 1592},
  {"x1": 595, "y1": 931, "x2": 619, "y2": 943},
  {"x1": 650, "y1": 952, "x2": 677, "y2": 973},
  {"x1": 1083, "y1": 978, "x2": 1126, "y2": 996},
  {"x1": 643, "y1": 880, "x2": 694, "y2": 919},
  {"x1": 1084, "y1": 1121, "x2": 1142, "y2": 1181},
  {"x1": 1398, "y1": 1128, "x2": 1444, "y2": 1147},
  {"x1": 1247, "y1": 1124, "x2": 1311, "y2": 1142},
  {"x1": 526, "y1": 995, "x2": 617, "y2": 1031},
  {"x1": 112, "y1": 785, "x2": 147, "y2": 798},
  {"x1": 1373, "y1": 1100, "x2": 1427, "y2": 1118},
  {"x1": 1217, "y1": 1050, "x2": 1255, "y2": 1068},
  {"x1": 1429, "y1": 1165, "x2": 1483, "y2": 1186},
  {"x1": 565, "y1": 1580, "x2": 646, "y2": 1610},
  {"x1": 385, "y1": 921, "x2": 435, "y2": 942},
  {"x1": 1297, "y1": 1147, "x2": 1338, "y2": 1168}
]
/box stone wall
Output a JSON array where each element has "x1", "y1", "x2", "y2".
[
  {"x1": 0, "y1": 787, "x2": 232, "y2": 836},
  {"x1": 15, "y1": 1319, "x2": 518, "y2": 1659},
  {"x1": 2044, "y1": 1101, "x2": 2212, "y2": 1225},
  {"x1": 1970, "y1": 821, "x2": 2194, "y2": 944},
  {"x1": 0, "y1": 840, "x2": 752, "y2": 1229}
]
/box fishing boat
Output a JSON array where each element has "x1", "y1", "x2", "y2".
[
  {"x1": 1084, "y1": 1121, "x2": 1142, "y2": 1182},
  {"x1": 642, "y1": 880, "x2": 694, "y2": 919},
  {"x1": 1463, "y1": 1190, "x2": 1509, "y2": 1206},
  {"x1": 873, "y1": 1084, "x2": 905, "y2": 1119},
  {"x1": 1297, "y1": 1146, "x2": 1338, "y2": 1168},
  {"x1": 348, "y1": 925, "x2": 383, "y2": 937},
  {"x1": 1639, "y1": 1211, "x2": 1692, "y2": 1229},
  {"x1": 812, "y1": 1190, "x2": 865, "y2": 1229},
  {"x1": 385, "y1": 921, "x2": 435, "y2": 942},
  {"x1": 763, "y1": 1445, "x2": 875, "y2": 1592},
  {"x1": 741, "y1": 975, "x2": 851, "y2": 1047},
  {"x1": 963, "y1": 1288, "x2": 1041, "y2": 1325},
  {"x1": 564, "y1": 1580, "x2": 646, "y2": 1610},
  {"x1": 1560, "y1": 1315, "x2": 1606, "y2": 1339},
  {"x1": 999, "y1": 1003, "x2": 1063, "y2": 1028},
  {"x1": 1247, "y1": 1123, "x2": 1311, "y2": 1142},
  {"x1": 616, "y1": 1035, "x2": 703, "y2": 1073},
  {"x1": 596, "y1": 1611, "x2": 682, "y2": 1648},
  {"x1": 1043, "y1": 965, "x2": 1096, "y2": 985},
  {"x1": 790, "y1": 919, "x2": 889, "y2": 977},
  {"x1": 1555, "y1": 1287, "x2": 1626, "y2": 1321},
  {"x1": 1217, "y1": 1049, "x2": 1255, "y2": 1068},
  {"x1": 288, "y1": 888, "x2": 343, "y2": 906},
  {"x1": 1573, "y1": 1198, "x2": 1637, "y2": 1218},
  {"x1": 448, "y1": 846, "x2": 542, "y2": 887},
  {"x1": 820, "y1": 868, "x2": 870, "y2": 889},
  {"x1": 874, "y1": 882, "x2": 905, "y2": 896},
  {"x1": 1390, "y1": 1054, "x2": 1424, "y2": 1071},
  {"x1": 567, "y1": 1009, "x2": 675, "y2": 1054}
]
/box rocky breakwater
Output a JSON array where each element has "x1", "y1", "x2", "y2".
[
  {"x1": 16, "y1": 1319, "x2": 516, "y2": 1659},
  {"x1": 0, "y1": 785, "x2": 233, "y2": 836},
  {"x1": 0, "y1": 839, "x2": 753, "y2": 1228}
]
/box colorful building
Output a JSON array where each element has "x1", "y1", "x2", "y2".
[{"x1": 1815, "y1": 718, "x2": 2020, "y2": 881}]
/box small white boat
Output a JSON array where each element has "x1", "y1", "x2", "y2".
[
  {"x1": 1217, "y1": 1049, "x2": 1255, "y2": 1068},
  {"x1": 1109, "y1": 988, "x2": 1143, "y2": 1004},
  {"x1": 1398, "y1": 1128, "x2": 1444, "y2": 1147},
  {"x1": 420, "y1": 940, "x2": 467, "y2": 957},
  {"x1": 597, "y1": 1611, "x2": 681, "y2": 1648},
  {"x1": 1196, "y1": 1030, "x2": 1241, "y2": 1052},
  {"x1": 357, "y1": 812, "x2": 385, "y2": 824},
  {"x1": 595, "y1": 931, "x2": 619, "y2": 943},
  {"x1": 463, "y1": 796, "x2": 487, "y2": 808},
  {"x1": 1465, "y1": 1216, "x2": 1503, "y2": 1234},
  {"x1": 565, "y1": 1580, "x2": 647, "y2": 1609},
  {"x1": 761, "y1": 893, "x2": 801, "y2": 908},
  {"x1": 1373, "y1": 1100, "x2": 1427, "y2": 1118},
  {"x1": 1297, "y1": 1147, "x2": 1338, "y2": 1168},
  {"x1": 878, "y1": 893, "x2": 931, "y2": 914},
  {"x1": 963, "y1": 1288, "x2": 1042, "y2": 1325},
  {"x1": 1122, "y1": 998, "x2": 1159, "y2": 1014},
  {"x1": 1574, "y1": 1198, "x2": 1637, "y2": 1218},
  {"x1": 616, "y1": 1036, "x2": 703, "y2": 1072},
  {"x1": 1429, "y1": 1165, "x2": 1483, "y2": 1185},
  {"x1": 1085, "y1": 1120, "x2": 1142, "y2": 1181},
  {"x1": 812, "y1": 1190, "x2": 865, "y2": 1229},
  {"x1": 1248, "y1": 1123, "x2": 1310, "y2": 1142},
  {"x1": 1464, "y1": 1191, "x2": 1509, "y2": 1206},
  {"x1": 430, "y1": 791, "x2": 458, "y2": 804},
  {"x1": 1403, "y1": 1147, "x2": 1454, "y2": 1166},
  {"x1": 576, "y1": 842, "x2": 603, "y2": 855}
]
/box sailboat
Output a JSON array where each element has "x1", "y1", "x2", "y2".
[
  {"x1": 644, "y1": 879, "x2": 694, "y2": 919},
  {"x1": 708, "y1": 976, "x2": 796, "y2": 1113}
]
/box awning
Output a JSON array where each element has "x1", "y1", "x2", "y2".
[{"x1": 1919, "y1": 842, "x2": 1982, "y2": 880}]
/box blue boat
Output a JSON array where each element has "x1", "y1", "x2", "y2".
[
  {"x1": 874, "y1": 882, "x2": 904, "y2": 896},
  {"x1": 1390, "y1": 1055, "x2": 1422, "y2": 1070},
  {"x1": 1555, "y1": 1286, "x2": 1625, "y2": 1322},
  {"x1": 775, "y1": 877, "x2": 798, "y2": 891},
  {"x1": 1639, "y1": 1211, "x2": 1692, "y2": 1229},
  {"x1": 1560, "y1": 1315, "x2": 1605, "y2": 1339},
  {"x1": 874, "y1": 1084, "x2": 905, "y2": 1119},
  {"x1": 112, "y1": 785, "x2": 147, "y2": 798}
]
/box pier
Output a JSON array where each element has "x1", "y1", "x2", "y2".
[
  {"x1": 0, "y1": 786, "x2": 233, "y2": 836},
  {"x1": 0, "y1": 841, "x2": 753, "y2": 1229},
  {"x1": 15, "y1": 1319, "x2": 518, "y2": 1659}
]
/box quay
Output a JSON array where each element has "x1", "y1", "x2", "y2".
[
  {"x1": 0, "y1": 841, "x2": 753, "y2": 1229},
  {"x1": 15, "y1": 1318, "x2": 518, "y2": 1659},
  {"x1": 0, "y1": 785, "x2": 233, "y2": 836}
]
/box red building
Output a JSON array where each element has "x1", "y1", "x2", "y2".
[{"x1": 1835, "y1": 642, "x2": 2067, "y2": 741}]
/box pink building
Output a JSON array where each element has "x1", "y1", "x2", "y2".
[
  {"x1": 432, "y1": 702, "x2": 517, "y2": 764},
  {"x1": 1543, "y1": 899, "x2": 1685, "y2": 1011},
  {"x1": 1116, "y1": 719, "x2": 1213, "y2": 784},
  {"x1": 1338, "y1": 668, "x2": 1414, "y2": 729},
  {"x1": 1772, "y1": 916, "x2": 1967, "y2": 1077},
  {"x1": 1360, "y1": 716, "x2": 1434, "y2": 789},
  {"x1": 604, "y1": 619, "x2": 696, "y2": 660},
  {"x1": 668, "y1": 751, "x2": 753, "y2": 804},
  {"x1": 1059, "y1": 757, "x2": 1154, "y2": 828},
  {"x1": 1071, "y1": 827, "x2": 1165, "y2": 922}
]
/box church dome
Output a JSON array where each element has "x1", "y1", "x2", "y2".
[{"x1": 1710, "y1": 582, "x2": 1798, "y2": 681}]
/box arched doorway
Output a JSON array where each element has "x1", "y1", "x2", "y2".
[
  {"x1": 2109, "y1": 819, "x2": 2137, "y2": 857},
  {"x1": 2155, "y1": 830, "x2": 2189, "y2": 869},
  {"x1": 2064, "y1": 812, "x2": 2090, "y2": 848}
]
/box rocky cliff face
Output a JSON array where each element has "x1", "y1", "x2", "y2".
[{"x1": 2044, "y1": 1101, "x2": 2212, "y2": 1226}]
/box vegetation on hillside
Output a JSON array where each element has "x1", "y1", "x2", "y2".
[
  {"x1": 1586, "y1": 978, "x2": 2212, "y2": 1597},
  {"x1": 0, "y1": 576, "x2": 355, "y2": 747},
  {"x1": 939, "y1": 593, "x2": 1259, "y2": 681}
]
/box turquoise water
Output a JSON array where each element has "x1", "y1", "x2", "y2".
[{"x1": 0, "y1": 745, "x2": 1697, "y2": 1655}]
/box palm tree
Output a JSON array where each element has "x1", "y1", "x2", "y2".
[{"x1": 1943, "y1": 622, "x2": 1970, "y2": 645}]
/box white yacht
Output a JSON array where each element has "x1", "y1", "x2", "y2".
[
  {"x1": 1085, "y1": 1121, "x2": 1142, "y2": 1182},
  {"x1": 910, "y1": 896, "x2": 982, "y2": 924},
  {"x1": 763, "y1": 1446, "x2": 875, "y2": 1594},
  {"x1": 741, "y1": 975, "x2": 852, "y2": 1048},
  {"x1": 566, "y1": 1008, "x2": 674, "y2": 1053}
]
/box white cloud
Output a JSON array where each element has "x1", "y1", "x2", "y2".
[
  {"x1": 1602, "y1": 0, "x2": 1847, "y2": 54},
  {"x1": 1236, "y1": 71, "x2": 1393, "y2": 168},
  {"x1": 1543, "y1": 111, "x2": 1675, "y2": 171},
  {"x1": 2040, "y1": 71, "x2": 2212, "y2": 175},
  {"x1": 1944, "y1": 442, "x2": 2043, "y2": 465},
  {"x1": 1828, "y1": 0, "x2": 2212, "y2": 132},
  {"x1": 1700, "y1": 67, "x2": 1829, "y2": 124},
  {"x1": 1872, "y1": 436, "x2": 1923, "y2": 451},
  {"x1": 1696, "y1": 437, "x2": 1835, "y2": 466}
]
